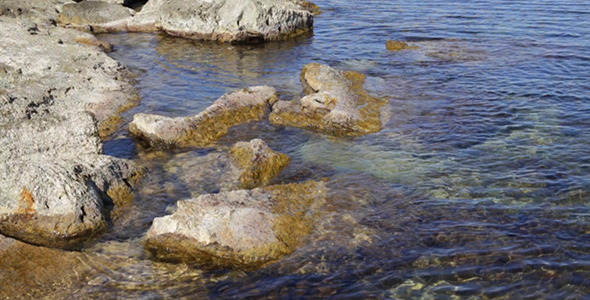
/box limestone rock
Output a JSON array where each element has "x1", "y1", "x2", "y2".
[
  {"x1": 0, "y1": 113, "x2": 143, "y2": 248},
  {"x1": 386, "y1": 40, "x2": 418, "y2": 51},
  {"x1": 270, "y1": 63, "x2": 387, "y2": 136},
  {"x1": 132, "y1": 0, "x2": 314, "y2": 42},
  {"x1": 230, "y1": 139, "x2": 291, "y2": 189},
  {"x1": 58, "y1": 1, "x2": 134, "y2": 33},
  {"x1": 129, "y1": 86, "x2": 278, "y2": 148},
  {"x1": 145, "y1": 180, "x2": 326, "y2": 268},
  {"x1": 289, "y1": 0, "x2": 322, "y2": 15},
  {"x1": 0, "y1": 0, "x2": 142, "y2": 249}
]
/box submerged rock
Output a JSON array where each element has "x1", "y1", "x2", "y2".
[
  {"x1": 129, "y1": 86, "x2": 278, "y2": 148},
  {"x1": 230, "y1": 139, "x2": 291, "y2": 189},
  {"x1": 145, "y1": 180, "x2": 326, "y2": 268},
  {"x1": 386, "y1": 40, "x2": 419, "y2": 51},
  {"x1": 133, "y1": 0, "x2": 314, "y2": 42},
  {"x1": 158, "y1": 139, "x2": 290, "y2": 198},
  {"x1": 270, "y1": 63, "x2": 387, "y2": 136}
]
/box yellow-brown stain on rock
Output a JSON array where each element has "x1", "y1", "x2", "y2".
[
  {"x1": 73, "y1": 36, "x2": 113, "y2": 52},
  {"x1": 386, "y1": 40, "x2": 419, "y2": 51},
  {"x1": 230, "y1": 143, "x2": 291, "y2": 189},
  {"x1": 98, "y1": 94, "x2": 141, "y2": 139},
  {"x1": 18, "y1": 186, "x2": 36, "y2": 214}
]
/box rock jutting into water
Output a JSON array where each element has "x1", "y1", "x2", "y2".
[
  {"x1": 58, "y1": 1, "x2": 135, "y2": 33},
  {"x1": 270, "y1": 63, "x2": 388, "y2": 136},
  {"x1": 129, "y1": 86, "x2": 279, "y2": 148},
  {"x1": 145, "y1": 180, "x2": 326, "y2": 268},
  {"x1": 58, "y1": 0, "x2": 316, "y2": 42},
  {"x1": 386, "y1": 40, "x2": 419, "y2": 51},
  {"x1": 229, "y1": 139, "x2": 291, "y2": 189},
  {"x1": 289, "y1": 0, "x2": 322, "y2": 15},
  {"x1": 0, "y1": 0, "x2": 143, "y2": 248}
]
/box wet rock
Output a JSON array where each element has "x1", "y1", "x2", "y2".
[
  {"x1": 270, "y1": 63, "x2": 387, "y2": 136},
  {"x1": 0, "y1": 113, "x2": 143, "y2": 248},
  {"x1": 159, "y1": 140, "x2": 289, "y2": 198},
  {"x1": 73, "y1": 32, "x2": 114, "y2": 52},
  {"x1": 58, "y1": 1, "x2": 134, "y2": 33},
  {"x1": 289, "y1": 0, "x2": 322, "y2": 15},
  {"x1": 145, "y1": 180, "x2": 326, "y2": 268},
  {"x1": 386, "y1": 40, "x2": 418, "y2": 51},
  {"x1": 229, "y1": 139, "x2": 291, "y2": 189},
  {"x1": 131, "y1": 0, "x2": 314, "y2": 42},
  {"x1": 129, "y1": 86, "x2": 278, "y2": 148}
]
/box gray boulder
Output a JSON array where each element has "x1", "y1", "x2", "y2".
[
  {"x1": 0, "y1": 113, "x2": 143, "y2": 248},
  {"x1": 145, "y1": 180, "x2": 326, "y2": 267},
  {"x1": 270, "y1": 63, "x2": 388, "y2": 136},
  {"x1": 129, "y1": 86, "x2": 278, "y2": 148},
  {"x1": 131, "y1": 0, "x2": 314, "y2": 42},
  {"x1": 58, "y1": 1, "x2": 134, "y2": 33}
]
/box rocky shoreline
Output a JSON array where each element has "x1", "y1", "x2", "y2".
[
  {"x1": 0, "y1": 0, "x2": 382, "y2": 285},
  {"x1": 0, "y1": 0, "x2": 144, "y2": 249}
]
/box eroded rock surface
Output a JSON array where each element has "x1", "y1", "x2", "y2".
[
  {"x1": 134, "y1": 0, "x2": 314, "y2": 42},
  {"x1": 0, "y1": 113, "x2": 143, "y2": 248},
  {"x1": 270, "y1": 63, "x2": 387, "y2": 136},
  {"x1": 56, "y1": 0, "x2": 316, "y2": 42},
  {"x1": 230, "y1": 139, "x2": 291, "y2": 189},
  {"x1": 129, "y1": 86, "x2": 278, "y2": 148},
  {"x1": 58, "y1": 1, "x2": 134, "y2": 33},
  {"x1": 145, "y1": 180, "x2": 326, "y2": 268},
  {"x1": 0, "y1": 0, "x2": 142, "y2": 248}
]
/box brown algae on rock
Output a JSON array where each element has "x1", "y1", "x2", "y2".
[
  {"x1": 386, "y1": 40, "x2": 419, "y2": 51},
  {"x1": 129, "y1": 86, "x2": 278, "y2": 148},
  {"x1": 270, "y1": 63, "x2": 387, "y2": 136},
  {"x1": 230, "y1": 139, "x2": 291, "y2": 189},
  {"x1": 145, "y1": 180, "x2": 326, "y2": 268}
]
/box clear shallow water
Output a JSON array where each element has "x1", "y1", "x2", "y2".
[{"x1": 89, "y1": 0, "x2": 590, "y2": 298}]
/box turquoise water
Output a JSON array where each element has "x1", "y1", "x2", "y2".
[{"x1": 94, "y1": 0, "x2": 590, "y2": 298}]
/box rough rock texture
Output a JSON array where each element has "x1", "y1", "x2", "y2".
[
  {"x1": 230, "y1": 139, "x2": 291, "y2": 189},
  {"x1": 55, "y1": 0, "x2": 316, "y2": 42},
  {"x1": 58, "y1": 1, "x2": 134, "y2": 33},
  {"x1": 133, "y1": 0, "x2": 314, "y2": 42},
  {"x1": 270, "y1": 63, "x2": 387, "y2": 136},
  {"x1": 289, "y1": 0, "x2": 322, "y2": 15},
  {"x1": 129, "y1": 86, "x2": 278, "y2": 148},
  {"x1": 0, "y1": 113, "x2": 143, "y2": 248},
  {"x1": 0, "y1": 0, "x2": 142, "y2": 248},
  {"x1": 145, "y1": 180, "x2": 326, "y2": 268}
]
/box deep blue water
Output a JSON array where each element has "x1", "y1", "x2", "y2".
[{"x1": 94, "y1": 0, "x2": 590, "y2": 298}]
